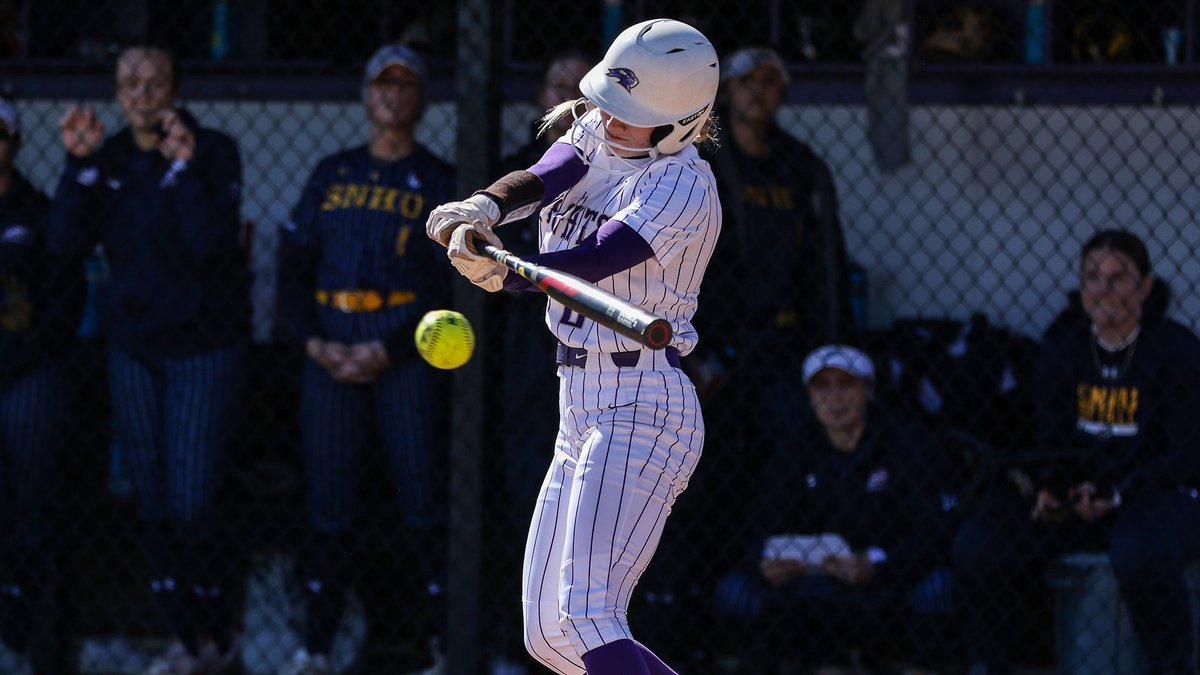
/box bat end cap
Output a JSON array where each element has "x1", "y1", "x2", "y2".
[{"x1": 645, "y1": 320, "x2": 672, "y2": 350}]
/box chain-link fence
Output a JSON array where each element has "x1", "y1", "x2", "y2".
[{"x1": 1, "y1": 1, "x2": 1198, "y2": 674}]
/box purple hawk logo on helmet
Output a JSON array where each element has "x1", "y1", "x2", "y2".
[{"x1": 606, "y1": 67, "x2": 639, "y2": 92}]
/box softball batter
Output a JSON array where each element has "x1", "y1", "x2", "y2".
[{"x1": 427, "y1": 18, "x2": 720, "y2": 675}]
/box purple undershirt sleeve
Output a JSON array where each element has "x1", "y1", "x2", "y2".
[
  {"x1": 528, "y1": 142, "x2": 587, "y2": 207},
  {"x1": 501, "y1": 218, "x2": 656, "y2": 292}
]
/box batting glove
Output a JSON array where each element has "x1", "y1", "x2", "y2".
[
  {"x1": 426, "y1": 194, "x2": 501, "y2": 248},
  {"x1": 448, "y1": 222, "x2": 507, "y2": 292}
]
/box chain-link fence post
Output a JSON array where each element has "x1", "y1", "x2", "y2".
[{"x1": 446, "y1": 1, "x2": 498, "y2": 673}]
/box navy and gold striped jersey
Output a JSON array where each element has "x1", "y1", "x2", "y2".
[{"x1": 279, "y1": 144, "x2": 455, "y2": 362}]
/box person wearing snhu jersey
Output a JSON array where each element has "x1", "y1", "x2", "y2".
[
  {"x1": 952, "y1": 230, "x2": 1200, "y2": 675},
  {"x1": 47, "y1": 45, "x2": 249, "y2": 673},
  {"x1": 277, "y1": 43, "x2": 454, "y2": 675}
]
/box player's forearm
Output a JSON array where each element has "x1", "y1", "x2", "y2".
[
  {"x1": 521, "y1": 219, "x2": 655, "y2": 283},
  {"x1": 277, "y1": 239, "x2": 320, "y2": 342},
  {"x1": 171, "y1": 162, "x2": 243, "y2": 259},
  {"x1": 46, "y1": 158, "x2": 101, "y2": 258},
  {"x1": 471, "y1": 144, "x2": 585, "y2": 229}
]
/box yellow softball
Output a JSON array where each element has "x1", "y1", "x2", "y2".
[{"x1": 414, "y1": 310, "x2": 475, "y2": 370}]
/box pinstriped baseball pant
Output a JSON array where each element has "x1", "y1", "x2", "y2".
[
  {"x1": 522, "y1": 363, "x2": 703, "y2": 675},
  {"x1": 108, "y1": 345, "x2": 246, "y2": 648},
  {"x1": 0, "y1": 362, "x2": 65, "y2": 549},
  {"x1": 108, "y1": 345, "x2": 246, "y2": 527},
  {"x1": 300, "y1": 357, "x2": 437, "y2": 533}
]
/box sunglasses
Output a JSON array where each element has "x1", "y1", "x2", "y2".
[{"x1": 0, "y1": 128, "x2": 17, "y2": 142}]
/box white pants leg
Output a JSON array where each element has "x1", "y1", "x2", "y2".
[{"x1": 521, "y1": 366, "x2": 703, "y2": 674}]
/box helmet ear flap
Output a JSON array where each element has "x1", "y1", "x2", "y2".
[{"x1": 650, "y1": 125, "x2": 673, "y2": 148}]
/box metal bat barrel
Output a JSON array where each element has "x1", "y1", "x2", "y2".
[{"x1": 479, "y1": 243, "x2": 673, "y2": 350}]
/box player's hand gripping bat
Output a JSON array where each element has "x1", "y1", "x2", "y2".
[{"x1": 476, "y1": 243, "x2": 673, "y2": 350}]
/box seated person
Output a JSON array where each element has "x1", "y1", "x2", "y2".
[
  {"x1": 714, "y1": 344, "x2": 958, "y2": 675},
  {"x1": 952, "y1": 229, "x2": 1200, "y2": 675}
]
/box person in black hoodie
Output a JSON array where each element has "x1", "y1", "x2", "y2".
[
  {"x1": 682, "y1": 49, "x2": 858, "y2": 621},
  {"x1": 693, "y1": 45, "x2": 855, "y2": 395},
  {"x1": 952, "y1": 229, "x2": 1200, "y2": 675},
  {"x1": 47, "y1": 45, "x2": 249, "y2": 674},
  {"x1": 714, "y1": 344, "x2": 957, "y2": 674},
  {"x1": 0, "y1": 98, "x2": 85, "y2": 675}
]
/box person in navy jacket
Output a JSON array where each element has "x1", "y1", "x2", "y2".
[
  {"x1": 952, "y1": 229, "x2": 1200, "y2": 675},
  {"x1": 714, "y1": 344, "x2": 958, "y2": 674},
  {"x1": 47, "y1": 45, "x2": 249, "y2": 674},
  {"x1": 0, "y1": 97, "x2": 85, "y2": 674}
]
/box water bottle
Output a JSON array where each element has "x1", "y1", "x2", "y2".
[
  {"x1": 1162, "y1": 26, "x2": 1183, "y2": 66},
  {"x1": 211, "y1": 0, "x2": 238, "y2": 61},
  {"x1": 1025, "y1": 0, "x2": 1047, "y2": 64}
]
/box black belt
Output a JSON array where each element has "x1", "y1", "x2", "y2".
[{"x1": 556, "y1": 342, "x2": 681, "y2": 369}]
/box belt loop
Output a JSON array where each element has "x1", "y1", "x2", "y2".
[{"x1": 610, "y1": 351, "x2": 641, "y2": 368}]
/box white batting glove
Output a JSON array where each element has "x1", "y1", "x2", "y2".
[
  {"x1": 425, "y1": 194, "x2": 501, "y2": 248},
  {"x1": 448, "y1": 222, "x2": 507, "y2": 292}
]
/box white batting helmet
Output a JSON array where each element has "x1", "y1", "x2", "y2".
[{"x1": 579, "y1": 18, "x2": 719, "y2": 156}]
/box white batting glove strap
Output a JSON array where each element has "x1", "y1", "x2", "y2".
[
  {"x1": 448, "y1": 222, "x2": 507, "y2": 292},
  {"x1": 425, "y1": 194, "x2": 501, "y2": 247}
]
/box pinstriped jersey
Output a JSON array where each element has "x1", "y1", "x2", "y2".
[
  {"x1": 541, "y1": 109, "x2": 721, "y2": 355},
  {"x1": 281, "y1": 145, "x2": 454, "y2": 352}
]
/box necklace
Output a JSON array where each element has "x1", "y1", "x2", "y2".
[{"x1": 1090, "y1": 324, "x2": 1139, "y2": 381}]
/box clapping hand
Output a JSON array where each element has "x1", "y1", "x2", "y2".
[
  {"x1": 60, "y1": 105, "x2": 105, "y2": 158},
  {"x1": 157, "y1": 109, "x2": 195, "y2": 162}
]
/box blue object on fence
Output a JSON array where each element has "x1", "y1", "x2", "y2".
[
  {"x1": 1162, "y1": 26, "x2": 1183, "y2": 66},
  {"x1": 602, "y1": 0, "x2": 623, "y2": 48},
  {"x1": 1025, "y1": 0, "x2": 1047, "y2": 64},
  {"x1": 212, "y1": 0, "x2": 238, "y2": 61}
]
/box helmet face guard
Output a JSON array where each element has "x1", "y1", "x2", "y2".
[
  {"x1": 568, "y1": 98, "x2": 660, "y2": 173},
  {"x1": 578, "y1": 18, "x2": 719, "y2": 158}
]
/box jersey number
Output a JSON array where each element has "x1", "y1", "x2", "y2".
[{"x1": 559, "y1": 308, "x2": 586, "y2": 328}]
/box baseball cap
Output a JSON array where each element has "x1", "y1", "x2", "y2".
[
  {"x1": 0, "y1": 99, "x2": 20, "y2": 135},
  {"x1": 802, "y1": 344, "x2": 875, "y2": 384},
  {"x1": 721, "y1": 47, "x2": 790, "y2": 85},
  {"x1": 363, "y1": 43, "x2": 428, "y2": 88}
]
